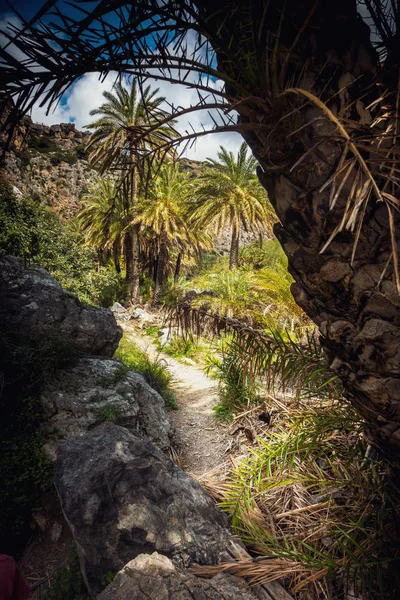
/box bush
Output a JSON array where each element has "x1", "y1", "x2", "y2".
[
  {"x1": 114, "y1": 337, "x2": 177, "y2": 408},
  {"x1": 219, "y1": 401, "x2": 400, "y2": 599},
  {"x1": 44, "y1": 550, "x2": 90, "y2": 600},
  {"x1": 0, "y1": 182, "x2": 123, "y2": 307},
  {"x1": 49, "y1": 150, "x2": 78, "y2": 166},
  {"x1": 28, "y1": 134, "x2": 57, "y2": 153}
]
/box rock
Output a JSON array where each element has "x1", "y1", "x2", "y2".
[
  {"x1": 111, "y1": 302, "x2": 126, "y2": 313},
  {"x1": 0, "y1": 255, "x2": 122, "y2": 357},
  {"x1": 56, "y1": 423, "x2": 235, "y2": 596},
  {"x1": 131, "y1": 308, "x2": 148, "y2": 319},
  {"x1": 182, "y1": 289, "x2": 212, "y2": 303},
  {"x1": 115, "y1": 313, "x2": 131, "y2": 321},
  {"x1": 181, "y1": 357, "x2": 196, "y2": 366},
  {"x1": 97, "y1": 552, "x2": 258, "y2": 600},
  {"x1": 41, "y1": 357, "x2": 172, "y2": 459},
  {"x1": 158, "y1": 327, "x2": 175, "y2": 347},
  {"x1": 51, "y1": 522, "x2": 63, "y2": 542}
]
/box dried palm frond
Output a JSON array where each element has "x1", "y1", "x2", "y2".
[
  {"x1": 281, "y1": 86, "x2": 400, "y2": 292},
  {"x1": 169, "y1": 303, "x2": 337, "y2": 397},
  {"x1": 204, "y1": 400, "x2": 400, "y2": 598}
]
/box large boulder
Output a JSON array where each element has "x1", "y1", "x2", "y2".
[
  {"x1": 41, "y1": 357, "x2": 172, "y2": 459},
  {"x1": 56, "y1": 423, "x2": 235, "y2": 596},
  {"x1": 0, "y1": 255, "x2": 121, "y2": 357},
  {"x1": 97, "y1": 552, "x2": 259, "y2": 600}
]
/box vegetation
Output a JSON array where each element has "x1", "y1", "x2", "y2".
[
  {"x1": 2, "y1": 2, "x2": 400, "y2": 596},
  {"x1": 85, "y1": 79, "x2": 179, "y2": 300},
  {"x1": 212, "y1": 400, "x2": 400, "y2": 599},
  {"x1": 191, "y1": 143, "x2": 275, "y2": 269},
  {"x1": 114, "y1": 337, "x2": 177, "y2": 408},
  {"x1": 44, "y1": 550, "x2": 90, "y2": 600},
  {"x1": 0, "y1": 179, "x2": 125, "y2": 306},
  {"x1": 5, "y1": 0, "x2": 400, "y2": 473}
]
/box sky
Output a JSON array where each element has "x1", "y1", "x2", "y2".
[{"x1": 0, "y1": 1, "x2": 243, "y2": 161}]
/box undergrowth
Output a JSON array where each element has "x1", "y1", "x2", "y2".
[
  {"x1": 44, "y1": 550, "x2": 90, "y2": 600},
  {"x1": 114, "y1": 337, "x2": 177, "y2": 408},
  {"x1": 216, "y1": 400, "x2": 400, "y2": 599}
]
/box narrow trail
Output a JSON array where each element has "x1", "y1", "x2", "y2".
[{"x1": 121, "y1": 322, "x2": 231, "y2": 478}]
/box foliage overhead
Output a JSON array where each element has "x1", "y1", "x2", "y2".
[{"x1": 2, "y1": 0, "x2": 400, "y2": 282}]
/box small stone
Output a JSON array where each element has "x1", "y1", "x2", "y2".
[
  {"x1": 51, "y1": 521, "x2": 63, "y2": 542},
  {"x1": 111, "y1": 302, "x2": 126, "y2": 313}
]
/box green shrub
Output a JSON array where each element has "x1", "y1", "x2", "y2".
[
  {"x1": 0, "y1": 183, "x2": 124, "y2": 307},
  {"x1": 114, "y1": 337, "x2": 177, "y2": 408},
  {"x1": 96, "y1": 404, "x2": 122, "y2": 423},
  {"x1": 28, "y1": 134, "x2": 57, "y2": 153},
  {"x1": 44, "y1": 550, "x2": 90, "y2": 600},
  {"x1": 50, "y1": 150, "x2": 78, "y2": 166},
  {"x1": 204, "y1": 342, "x2": 260, "y2": 419},
  {"x1": 162, "y1": 335, "x2": 210, "y2": 363}
]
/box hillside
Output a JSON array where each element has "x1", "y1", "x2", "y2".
[{"x1": 1, "y1": 107, "x2": 96, "y2": 218}]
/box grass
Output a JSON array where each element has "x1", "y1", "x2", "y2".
[
  {"x1": 161, "y1": 335, "x2": 211, "y2": 363},
  {"x1": 172, "y1": 240, "x2": 309, "y2": 331},
  {"x1": 114, "y1": 337, "x2": 177, "y2": 409},
  {"x1": 44, "y1": 550, "x2": 89, "y2": 600},
  {"x1": 200, "y1": 399, "x2": 400, "y2": 599},
  {"x1": 96, "y1": 404, "x2": 122, "y2": 423}
]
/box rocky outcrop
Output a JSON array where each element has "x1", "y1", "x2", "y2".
[
  {"x1": 0, "y1": 255, "x2": 122, "y2": 356},
  {"x1": 97, "y1": 552, "x2": 259, "y2": 600},
  {"x1": 55, "y1": 423, "x2": 235, "y2": 596},
  {"x1": 41, "y1": 357, "x2": 172, "y2": 459},
  {"x1": 1, "y1": 106, "x2": 96, "y2": 218}
]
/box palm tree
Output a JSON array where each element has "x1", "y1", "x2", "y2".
[
  {"x1": 191, "y1": 142, "x2": 275, "y2": 269},
  {"x1": 77, "y1": 178, "x2": 125, "y2": 275},
  {"x1": 5, "y1": 0, "x2": 400, "y2": 471},
  {"x1": 85, "y1": 79, "x2": 179, "y2": 300},
  {"x1": 135, "y1": 162, "x2": 192, "y2": 304}
]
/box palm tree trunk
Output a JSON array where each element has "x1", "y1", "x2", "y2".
[
  {"x1": 112, "y1": 238, "x2": 121, "y2": 274},
  {"x1": 214, "y1": 0, "x2": 400, "y2": 473},
  {"x1": 174, "y1": 253, "x2": 182, "y2": 283},
  {"x1": 124, "y1": 227, "x2": 135, "y2": 298},
  {"x1": 131, "y1": 223, "x2": 140, "y2": 301},
  {"x1": 129, "y1": 142, "x2": 140, "y2": 302},
  {"x1": 153, "y1": 228, "x2": 168, "y2": 305},
  {"x1": 229, "y1": 224, "x2": 239, "y2": 270}
]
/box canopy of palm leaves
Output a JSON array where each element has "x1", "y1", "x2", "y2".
[
  {"x1": 136, "y1": 162, "x2": 190, "y2": 240},
  {"x1": 136, "y1": 161, "x2": 211, "y2": 302},
  {"x1": 77, "y1": 178, "x2": 126, "y2": 274},
  {"x1": 191, "y1": 142, "x2": 276, "y2": 269},
  {"x1": 85, "y1": 79, "x2": 179, "y2": 176}
]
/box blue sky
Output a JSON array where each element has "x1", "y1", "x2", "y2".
[{"x1": 0, "y1": 1, "x2": 242, "y2": 160}]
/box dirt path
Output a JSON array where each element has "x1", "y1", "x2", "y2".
[{"x1": 121, "y1": 323, "x2": 231, "y2": 478}]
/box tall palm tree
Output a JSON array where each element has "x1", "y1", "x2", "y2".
[
  {"x1": 191, "y1": 142, "x2": 275, "y2": 269},
  {"x1": 135, "y1": 162, "x2": 192, "y2": 304},
  {"x1": 77, "y1": 178, "x2": 125, "y2": 275},
  {"x1": 7, "y1": 0, "x2": 400, "y2": 472},
  {"x1": 85, "y1": 79, "x2": 179, "y2": 300}
]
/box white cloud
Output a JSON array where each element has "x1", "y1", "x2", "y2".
[
  {"x1": 30, "y1": 72, "x2": 118, "y2": 128},
  {"x1": 0, "y1": 11, "x2": 243, "y2": 161},
  {"x1": 29, "y1": 72, "x2": 243, "y2": 160}
]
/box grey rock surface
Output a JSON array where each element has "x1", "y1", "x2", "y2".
[
  {"x1": 56, "y1": 423, "x2": 235, "y2": 596},
  {"x1": 41, "y1": 357, "x2": 172, "y2": 459},
  {"x1": 111, "y1": 302, "x2": 127, "y2": 313},
  {"x1": 0, "y1": 255, "x2": 122, "y2": 357},
  {"x1": 97, "y1": 552, "x2": 258, "y2": 600}
]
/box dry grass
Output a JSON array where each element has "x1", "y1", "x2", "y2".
[{"x1": 194, "y1": 396, "x2": 400, "y2": 600}]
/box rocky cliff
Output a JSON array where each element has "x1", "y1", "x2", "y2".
[{"x1": 1, "y1": 102, "x2": 96, "y2": 218}]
